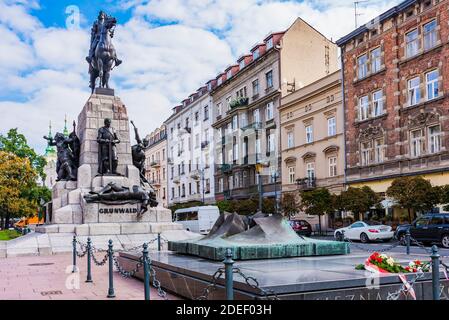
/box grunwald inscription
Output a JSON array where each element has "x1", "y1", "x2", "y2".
[{"x1": 99, "y1": 207, "x2": 139, "y2": 214}]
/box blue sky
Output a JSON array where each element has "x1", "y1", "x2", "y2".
[{"x1": 0, "y1": 0, "x2": 400, "y2": 153}]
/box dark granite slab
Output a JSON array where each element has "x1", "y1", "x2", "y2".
[{"x1": 118, "y1": 251, "x2": 449, "y2": 300}]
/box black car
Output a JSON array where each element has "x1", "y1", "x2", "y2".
[
  {"x1": 289, "y1": 220, "x2": 312, "y2": 237},
  {"x1": 395, "y1": 213, "x2": 449, "y2": 248}
]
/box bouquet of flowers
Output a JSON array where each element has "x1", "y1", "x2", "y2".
[{"x1": 364, "y1": 252, "x2": 430, "y2": 274}]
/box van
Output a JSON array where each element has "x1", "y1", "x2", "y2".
[{"x1": 173, "y1": 206, "x2": 220, "y2": 234}]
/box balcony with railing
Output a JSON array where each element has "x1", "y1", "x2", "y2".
[
  {"x1": 148, "y1": 179, "x2": 161, "y2": 188},
  {"x1": 150, "y1": 160, "x2": 161, "y2": 168},
  {"x1": 241, "y1": 122, "x2": 262, "y2": 131},
  {"x1": 229, "y1": 97, "x2": 249, "y2": 110},
  {"x1": 220, "y1": 164, "x2": 233, "y2": 174},
  {"x1": 296, "y1": 177, "x2": 316, "y2": 191}
]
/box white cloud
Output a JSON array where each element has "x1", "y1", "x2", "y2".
[{"x1": 1, "y1": 0, "x2": 402, "y2": 154}]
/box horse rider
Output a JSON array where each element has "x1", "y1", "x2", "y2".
[{"x1": 85, "y1": 11, "x2": 122, "y2": 66}]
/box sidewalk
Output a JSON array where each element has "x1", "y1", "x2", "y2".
[{"x1": 0, "y1": 254, "x2": 180, "y2": 300}]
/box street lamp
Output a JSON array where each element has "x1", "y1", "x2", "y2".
[{"x1": 271, "y1": 171, "x2": 280, "y2": 214}]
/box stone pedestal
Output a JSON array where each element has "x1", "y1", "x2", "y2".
[{"x1": 32, "y1": 93, "x2": 189, "y2": 251}]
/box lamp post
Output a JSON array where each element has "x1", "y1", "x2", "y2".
[{"x1": 271, "y1": 171, "x2": 280, "y2": 215}]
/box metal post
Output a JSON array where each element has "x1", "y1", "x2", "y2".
[
  {"x1": 143, "y1": 243, "x2": 150, "y2": 300},
  {"x1": 107, "y1": 239, "x2": 115, "y2": 298},
  {"x1": 224, "y1": 248, "x2": 234, "y2": 301},
  {"x1": 72, "y1": 236, "x2": 77, "y2": 273},
  {"x1": 157, "y1": 233, "x2": 161, "y2": 252},
  {"x1": 258, "y1": 174, "x2": 262, "y2": 212},
  {"x1": 405, "y1": 229, "x2": 411, "y2": 255},
  {"x1": 85, "y1": 237, "x2": 93, "y2": 283},
  {"x1": 431, "y1": 245, "x2": 440, "y2": 301}
]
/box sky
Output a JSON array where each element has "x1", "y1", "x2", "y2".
[{"x1": 0, "y1": 0, "x2": 402, "y2": 154}]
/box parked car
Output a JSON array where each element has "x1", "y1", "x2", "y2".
[
  {"x1": 173, "y1": 206, "x2": 220, "y2": 235},
  {"x1": 395, "y1": 213, "x2": 449, "y2": 248},
  {"x1": 334, "y1": 221, "x2": 394, "y2": 243},
  {"x1": 289, "y1": 220, "x2": 312, "y2": 236}
]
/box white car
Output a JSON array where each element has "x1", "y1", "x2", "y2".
[{"x1": 334, "y1": 221, "x2": 394, "y2": 243}]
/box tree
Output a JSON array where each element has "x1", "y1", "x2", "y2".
[
  {"x1": 281, "y1": 192, "x2": 299, "y2": 218},
  {"x1": 386, "y1": 176, "x2": 440, "y2": 223},
  {"x1": 0, "y1": 128, "x2": 47, "y2": 181},
  {"x1": 262, "y1": 198, "x2": 276, "y2": 214},
  {"x1": 0, "y1": 151, "x2": 39, "y2": 229},
  {"x1": 339, "y1": 186, "x2": 381, "y2": 221},
  {"x1": 299, "y1": 188, "x2": 333, "y2": 234}
]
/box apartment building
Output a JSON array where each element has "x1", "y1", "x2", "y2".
[
  {"x1": 144, "y1": 125, "x2": 168, "y2": 208},
  {"x1": 211, "y1": 18, "x2": 339, "y2": 203},
  {"x1": 164, "y1": 87, "x2": 215, "y2": 206},
  {"x1": 336, "y1": 0, "x2": 449, "y2": 202},
  {"x1": 280, "y1": 71, "x2": 344, "y2": 229}
]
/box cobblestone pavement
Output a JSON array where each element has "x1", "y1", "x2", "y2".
[{"x1": 0, "y1": 254, "x2": 180, "y2": 300}]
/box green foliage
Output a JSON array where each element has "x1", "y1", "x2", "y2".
[
  {"x1": 262, "y1": 198, "x2": 276, "y2": 214},
  {"x1": 386, "y1": 176, "x2": 440, "y2": 222},
  {"x1": 355, "y1": 264, "x2": 365, "y2": 271},
  {"x1": 338, "y1": 186, "x2": 381, "y2": 219},
  {"x1": 281, "y1": 192, "x2": 299, "y2": 218},
  {"x1": 438, "y1": 185, "x2": 449, "y2": 211},
  {"x1": 217, "y1": 200, "x2": 232, "y2": 213},
  {"x1": 217, "y1": 199, "x2": 259, "y2": 215},
  {"x1": 0, "y1": 128, "x2": 47, "y2": 180},
  {"x1": 299, "y1": 188, "x2": 334, "y2": 234},
  {"x1": 0, "y1": 230, "x2": 21, "y2": 241}
]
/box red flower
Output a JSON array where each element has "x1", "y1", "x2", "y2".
[
  {"x1": 405, "y1": 266, "x2": 410, "y2": 271},
  {"x1": 415, "y1": 260, "x2": 421, "y2": 266},
  {"x1": 376, "y1": 257, "x2": 383, "y2": 263}
]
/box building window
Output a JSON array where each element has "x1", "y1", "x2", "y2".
[
  {"x1": 228, "y1": 176, "x2": 233, "y2": 190},
  {"x1": 266, "y1": 70, "x2": 273, "y2": 89},
  {"x1": 252, "y1": 79, "x2": 259, "y2": 96},
  {"x1": 423, "y1": 20, "x2": 437, "y2": 51},
  {"x1": 227, "y1": 69, "x2": 232, "y2": 79},
  {"x1": 327, "y1": 117, "x2": 336, "y2": 136},
  {"x1": 226, "y1": 96, "x2": 231, "y2": 110},
  {"x1": 239, "y1": 59, "x2": 245, "y2": 70},
  {"x1": 287, "y1": 131, "x2": 294, "y2": 149},
  {"x1": 216, "y1": 103, "x2": 222, "y2": 116},
  {"x1": 266, "y1": 37, "x2": 273, "y2": 50},
  {"x1": 411, "y1": 129, "x2": 424, "y2": 157},
  {"x1": 240, "y1": 113, "x2": 248, "y2": 128},
  {"x1": 265, "y1": 102, "x2": 274, "y2": 121},
  {"x1": 426, "y1": 70, "x2": 439, "y2": 101},
  {"x1": 357, "y1": 54, "x2": 368, "y2": 79},
  {"x1": 370, "y1": 47, "x2": 382, "y2": 73},
  {"x1": 268, "y1": 133, "x2": 275, "y2": 153},
  {"x1": 255, "y1": 138, "x2": 261, "y2": 155},
  {"x1": 218, "y1": 178, "x2": 223, "y2": 193},
  {"x1": 171, "y1": 187, "x2": 175, "y2": 199},
  {"x1": 406, "y1": 29, "x2": 419, "y2": 58},
  {"x1": 328, "y1": 157, "x2": 337, "y2": 177},
  {"x1": 288, "y1": 166, "x2": 295, "y2": 184},
  {"x1": 408, "y1": 76, "x2": 421, "y2": 106},
  {"x1": 372, "y1": 90, "x2": 384, "y2": 117},
  {"x1": 374, "y1": 138, "x2": 384, "y2": 163},
  {"x1": 236, "y1": 86, "x2": 247, "y2": 98},
  {"x1": 358, "y1": 95, "x2": 369, "y2": 121},
  {"x1": 429, "y1": 125, "x2": 441, "y2": 154},
  {"x1": 361, "y1": 141, "x2": 372, "y2": 166},
  {"x1": 194, "y1": 111, "x2": 199, "y2": 124},
  {"x1": 305, "y1": 125, "x2": 313, "y2": 144},
  {"x1": 253, "y1": 109, "x2": 260, "y2": 124},
  {"x1": 306, "y1": 162, "x2": 315, "y2": 181},
  {"x1": 232, "y1": 115, "x2": 238, "y2": 131},
  {"x1": 204, "y1": 106, "x2": 209, "y2": 120},
  {"x1": 253, "y1": 48, "x2": 260, "y2": 60}
]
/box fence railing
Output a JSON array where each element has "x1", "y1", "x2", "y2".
[{"x1": 72, "y1": 233, "x2": 169, "y2": 300}]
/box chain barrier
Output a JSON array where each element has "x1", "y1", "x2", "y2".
[
  {"x1": 409, "y1": 237, "x2": 433, "y2": 254},
  {"x1": 113, "y1": 254, "x2": 144, "y2": 278},
  {"x1": 75, "y1": 246, "x2": 88, "y2": 258},
  {"x1": 91, "y1": 249, "x2": 109, "y2": 266},
  {"x1": 145, "y1": 255, "x2": 167, "y2": 299},
  {"x1": 386, "y1": 271, "x2": 425, "y2": 300},
  {"x1": 232, "y1": 267, "x2": 280, "y2": 300},
  {"x1": 343, "y1": 237, "x2": 402, "y2": 253},
  {"x1": 195, "y1": 267, "x2": 225, "y2": 300}
]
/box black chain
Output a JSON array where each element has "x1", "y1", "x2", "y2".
[
  {"x1": 91, "y1": 249, "x2": 109, "y2": 266},
  {"x1": 233, "y1": 267, "x2": 280, "y2": 300},
  {"x1": 195, "y1": 267, "x2": 225, "y2": 300},
  {"x1": 386, "y1": 271, "x2": 425, "y2": 300},
  {"x1": 344, "y1": 237, "x2": 402, "y2": 253},
  {"x1": 409, "y1": 237, "x2": 433, "y2": 254},
  {"x1": 113, "y1": 255, "x2": 144, "y2": 278},
  {"x1": 75, "y1": 246, "x2": 88, "y2": 258},
  {"x1": 145, "y1": 256, "x2": 167, "y2": 299}
]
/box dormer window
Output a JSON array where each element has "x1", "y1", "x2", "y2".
[
  {"x1": 226, "y1": 70, "x2": 232, "y2": 79},
  {"x1": 239, "y1": 60, "x2": 245, "y2": 70},
  {"x1": 217, "y1": 77, "x2": 223, "y2": 86},
  {"x1": 207, "y1": 82, "x2": 212, "y2": 91},
  {"x1": 253, "y1": 48, "x2": 260, "y2": 60},
  {"x1": 266, "y1": 37, "x2": 273, "y2": 50}
]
